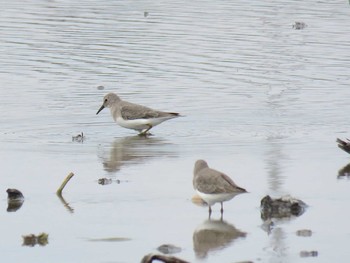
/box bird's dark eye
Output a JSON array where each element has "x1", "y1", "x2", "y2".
[{"x1": 104, "y1": 99, "x2": 108, "y2": 102}]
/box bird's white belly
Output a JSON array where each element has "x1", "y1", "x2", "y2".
[
  {"x1": 116, "y1": 116, "x2": 173, "y2": 131},
  {"x1": 196, "y1": 191, "x2": 235, "y2": 206},
  {"x1": 116, "y1": 117, "x2": 150, "y2": 131}
]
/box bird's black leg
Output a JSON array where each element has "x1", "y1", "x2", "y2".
[
  {"x1": 139, "y1": 124, "x2": 153, "y2": 136},
  {"x1": 220, "y1": 202, "x2": 224, "y2": 214},
  {"x1": 144, "y1": 124, "x2": 152, "y2": 133},
  {"x1": 139, "y1": 125, "x2": 153, "y2": 136}
]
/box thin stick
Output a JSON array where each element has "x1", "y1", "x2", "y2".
[{"x1": 56, "y1": 172, "x2": 74, "y2": 195}]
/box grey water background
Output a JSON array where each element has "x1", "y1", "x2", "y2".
[{"x1": 1, "y1": 0, "x2": 350, "y2": 262}]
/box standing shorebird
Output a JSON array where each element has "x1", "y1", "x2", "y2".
[
  {"x1": 96, "y1": 92, "x2": 180, "y2": 135},
  {"x1": 193, "y1": 160, "x2": 247, "y2": 216}
]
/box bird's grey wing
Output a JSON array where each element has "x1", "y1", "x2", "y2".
[
  {"x1": 195, "y1": 168, "x2": 246, "y2": 194},
  {"x1": 120, "y1": 104, "x2": 160, "y2": 120},
  {"x1": 219, "y1": 172, "x2": 247, "y2": 193},
  {"x1": 194, "y1": 173, "x2": 217, "y2": 194},
  {"x1": 195, "y1": 169, "x2": 226, "y2": 194}
]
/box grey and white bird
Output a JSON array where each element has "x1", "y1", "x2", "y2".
[
  {"x1": 193, "y1": 160, "x2": 247, "y2": 216},
  {"x1": 96, "y1": 92, "x2": 180, "y2": 135}
]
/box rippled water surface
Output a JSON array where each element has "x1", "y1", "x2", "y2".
[{"x1": 1, "y1": 1, "x2": 350, "y2": 262}]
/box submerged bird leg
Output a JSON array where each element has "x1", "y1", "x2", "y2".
[
  {"x1": 143, "y1": 124, "x2": 153, "y2": 134},
  {"x1": 139, "y1": 125, "x2": 153, "y2": 136}
]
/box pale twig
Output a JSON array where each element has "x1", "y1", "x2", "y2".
[{"x1": 56, "y1": 172, "x2": 74, "y2": 196}]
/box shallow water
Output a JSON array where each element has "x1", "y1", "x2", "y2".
[{"x1": 1, "y1": 0, "x2": 350, "y2": 262}]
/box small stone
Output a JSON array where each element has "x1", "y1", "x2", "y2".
[
  {"x1": 296, "y1": 229, "x2": 312, "y2": 237},
  {"x1": 6, "y1": 188, "x2": 24, "y2": 200},
  {"x1": 97, "y1": 85, "x2": 105, "y2": 90},
  {"x1": 22, "y1": 234, "x2": 37, "y2": 247},
  {"x1": 338, "y1": 162, "x2": 350, "y2": 177},
  {"x1": 157, "y1": 244, "x2": 182, "y2": 254},
  {"x1": 37, "y1": 233, "x2": 49, "y2": 246},
  {"x1": 292, "y1": 21, "x2": 307, "y2": 30},
  {"x1": 98, "y1": 178, "x2": 113, "y2": 185},
  {"x1": 260, "y1": 195, "x2": 307, "y2": 220},
  {"x1": 300, "y1": 250, "x2": 318, "y2": 257},
  {"x1": 22, "y1": 233, "x2": 49, "y2": 247}
]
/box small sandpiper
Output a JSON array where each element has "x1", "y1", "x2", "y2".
[
  {"x1": 193, "y1": 160, "x2": 247, "y2": 216},
  {"x1": 96, "y1": 92, "x2": 180, "y2": 135}
]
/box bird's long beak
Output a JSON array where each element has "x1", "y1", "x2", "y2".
[{"x1": 96, "y1": 105, "x2": 105, "y2": 115}]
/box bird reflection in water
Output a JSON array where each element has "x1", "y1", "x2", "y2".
[
  {"x1": 193, "y1": 218, "x2": 246, "y2": 259},
  {"x1": 98, "y1": 136, "x2": 177, "y2": 174}
]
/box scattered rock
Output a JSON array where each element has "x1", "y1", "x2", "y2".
[
  {"x1": 7, "y1": 188, "x2": 24, "y2": 200},
  {"x1": 292, "y1": 21, "x2": 307, "y2": 30},
  {"x1": 157, "y1": 244, "x2": 182, "y2": 254},
  {"x1": 22, "y1": 233, "x2": 49, "y2": 247},
  {"x1": 97, "y1": 178, "x2": 121, "y2": 185},
  {"x1": 260, "y1": 195, "x2": 306, "y2": 220},
  {"x1": 98, "y1": 178, "x2": 113, "y2": 185},
  {"x1": 338, "y1": 162, "x2": 350, "y2": 177},
  {"x1": 300, "y1": 250, "x2": 318, "y2": 257},
  {"x1": 144, "y1": 11, "x2": 149, "y2": 17},
  {"x1": 296, "y1": 229, "x2": 312, "y2": 237},
  {"x1": 336, "y1": 138, "x2": 350, "y2": 154},
  {"x1": 97, "y1": 85, "x2": 105, "y2": 90},
  {"x1": 72, "y1": 132, "x2": 85, "y2": 142},
  {"x1": 141, "y1": 253, "x2": 189, "y2": 263},
  {"x1": 6, "y1": 189, "x2": 24, "y2": 212}
]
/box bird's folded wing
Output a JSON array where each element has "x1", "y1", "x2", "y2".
[
  {"x1": 196, "y1": 169, "x2": 238, "y2": 194},
  {"x1": 120, "y1": 104, "x2": 160, "y2": 120}
]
